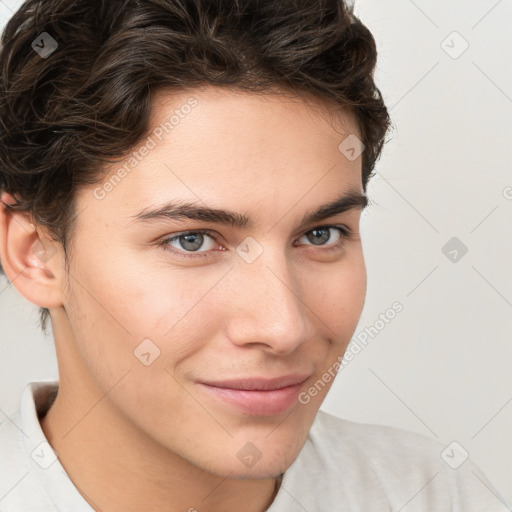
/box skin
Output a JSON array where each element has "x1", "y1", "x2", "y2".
[{"x1": 0, "y1": 85, "x2": 367, "y2": 512}]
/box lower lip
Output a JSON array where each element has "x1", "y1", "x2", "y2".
[{"x1": 197, "y1": 382, "x2": 304, "y2": 416}]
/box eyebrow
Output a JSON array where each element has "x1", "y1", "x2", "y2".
[{"x1": 130, "y1": 189, "x2": 368, "y2": 230}]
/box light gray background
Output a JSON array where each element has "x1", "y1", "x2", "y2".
[{"x1": 1, "y1": 0, "x2": 511, "y2": 505}]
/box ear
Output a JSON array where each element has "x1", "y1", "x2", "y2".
[{"x1": 0, "y1": 191, "x2": 64, "y2": 309}]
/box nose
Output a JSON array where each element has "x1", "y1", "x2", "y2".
[{"x1": 223, "y1": 249, "x2": 315, "y2": 355}]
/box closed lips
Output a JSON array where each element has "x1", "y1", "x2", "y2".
[{"x1": 200, "y1": 374, "x2": 311, "y2": 391}]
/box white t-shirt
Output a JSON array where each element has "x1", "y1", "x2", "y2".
[{"x1": 0, "y1": 380, "x2": 509, "y2": 511}]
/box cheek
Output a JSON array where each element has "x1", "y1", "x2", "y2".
[
  {"x1": 63, "y1": 247, "x2": 227, "y2": 374},
  {"x1": 296, "y1": 252, "x2": 366, "y2": 406},
  {"x1": 309, "y1": 250, "x2": 367, "y2": 337}
]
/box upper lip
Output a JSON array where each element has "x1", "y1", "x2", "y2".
[{"x1": 200, "y1": 374, "x2": 311, "y2": 391}]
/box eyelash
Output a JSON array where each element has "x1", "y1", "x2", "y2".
[{"x1": 158, "y1": 225, "x2": 353, "y2": 260}]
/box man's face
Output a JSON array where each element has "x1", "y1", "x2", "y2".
[{"x1": 55, "y1": 86, "x2": 367, "y2": 478}]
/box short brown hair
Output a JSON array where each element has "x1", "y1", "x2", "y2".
[{"x1": 0, "y1": 0, "x2": 391, "y2": 333}]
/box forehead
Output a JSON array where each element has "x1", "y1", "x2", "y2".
[
  {"x1": 149, "y1": 85, "x2": 360, "y2": 150},
  {"x1": 81, "y1": 86, "x2": 363, "y2": 223}
]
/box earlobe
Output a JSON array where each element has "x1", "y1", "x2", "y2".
[{"x1": 0, "y1": 191, "x2": 63, "y2": 309}]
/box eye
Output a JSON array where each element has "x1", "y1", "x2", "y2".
[
  {"x1": 160, "y1": 229, "x2": 220, "y2": 258},
  {"x1": 159, "y1": 225, "x2": 353, "y2": 259},
  {"x1": 295, "y1": 225, "x2": 352, "y2": 252}
]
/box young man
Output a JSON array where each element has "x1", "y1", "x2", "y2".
[{"x1": 0, "y1": 0, "x2": 508, "y2": 511}]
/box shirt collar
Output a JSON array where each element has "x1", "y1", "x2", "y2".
[{"x1": 20, "y1": 380, "x2": 95, "y2": 512}]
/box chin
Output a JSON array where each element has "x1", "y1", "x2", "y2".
[
  {"x1": 187, "y1": 433, "x2": 306, "y2": 480},
  {"x1": 203, "y1": 457, "x2": 293, "y2": 480}
]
